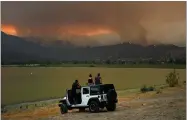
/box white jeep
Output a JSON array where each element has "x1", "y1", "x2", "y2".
[{"x1": 58, "y1": 84, "x2": 118, "y2": 113}]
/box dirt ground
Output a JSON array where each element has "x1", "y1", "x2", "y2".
[{"x1": 2, "y1": 86, "x2": 186, "y2": 120}]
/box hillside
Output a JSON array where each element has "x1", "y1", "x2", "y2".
[{"x1": 1, "y1": 32, "x2": 186, "y2": 63}]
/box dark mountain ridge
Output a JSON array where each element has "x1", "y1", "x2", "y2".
[{"x1": 1, "y1": 32, "x2": 185, "y2": 63}]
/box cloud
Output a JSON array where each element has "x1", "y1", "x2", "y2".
[{"x1": 1, "y1": 1, "x2": 186, "y2": 46}]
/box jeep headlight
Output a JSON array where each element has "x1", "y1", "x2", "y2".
[{"x1": 62, "y1": 96, "x2": 66, "y2": 100}]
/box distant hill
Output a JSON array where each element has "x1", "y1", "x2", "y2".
[
  {"x1": 1, "y1": 32, "x2": 186, "y2": 63},
  {"x1": 24, "y1": 37, "x2": 75, "y2": 48},
  {"x1": 1, "y1": 32, "x2": 59, "y2": 63}
]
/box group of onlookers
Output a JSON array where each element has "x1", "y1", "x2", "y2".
[
  {"x1": 71, "y1": 73, "x2": 102, "y2": 104},
  {"x1": 87, "y1": 73, "x2": 102, "y2": 86}
]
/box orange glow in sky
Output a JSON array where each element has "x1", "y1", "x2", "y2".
[
  {"x1": 1, "y1": 24, "x2": 17, "y2": 36},
  {"x1": 1, "y1": 24, "x2": 113, "y2": 38},
  {"x1": 67, "y1": 28, "x2": 113, "y2": 36},
  {"x1": 59, "y1": 25, "x2": 113, "y2": 37},
  {"x1": 84, "y1": 29, "x2": 112, "y2": 36}
]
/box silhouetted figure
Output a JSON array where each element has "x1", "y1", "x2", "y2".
[
  {"x1": 88, "y1": 74, "x2": 94, "y2": 86},
  {"x1": 95, "y1": 73, "x2": 102, "y2": 85},
  {"x1": 71, "y1": 80, "x2": 81, "y2": 104}
]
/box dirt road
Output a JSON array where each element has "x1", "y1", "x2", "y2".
[{"x1": 2, "y1": 86, "x2": 186, "y2": 120}]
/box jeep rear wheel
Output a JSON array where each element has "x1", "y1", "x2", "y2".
[
  {"x1": 60, "y1": 104, "x2": 68, "y2": 114},
  {"x1": 89, "y1": 101, "x2": 99, "y2": 113},
  {"x1": 106, "y1": 103, "x2": 116, "y2": 111}
]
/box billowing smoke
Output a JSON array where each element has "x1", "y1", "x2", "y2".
[{"x1": 1, "y1": 1, "x2": 186, "y2": 46}]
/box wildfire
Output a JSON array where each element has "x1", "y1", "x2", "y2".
[
  {"x1": 1, "y1": 24, "x2": 17, "y2": 36},
  {"x1": 84, "y1": 29, "x2": 112, "y2": 36},
  {"x1": 60, "y1": 25, "x2": 113, "y2": 36}
]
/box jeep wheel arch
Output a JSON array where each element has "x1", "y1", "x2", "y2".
[
  {"x1": 87, "y1": 98, "x2": 100, "y2": 105},
  {"x1": 59, "y1": 100, "x2": 67, "y2": 104}
]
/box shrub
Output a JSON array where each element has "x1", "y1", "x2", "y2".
[
  {"x1": 166, "y1": 69, "x2": 179, "y2": 87},
  {"x1": 148, "y1": 86, "x2": 155, "y2": 91},
  {"x1": 140, "y1": 85, "x2": 148, "y2": 93},
  {"x1": 1, "y1": 108, "x2": 7, "y2": 113},
  {"x1": 140, "y1": 85, "x2": 155, "y2": 93},
  {"x1": 1, "y1": 105, "x2": 7, "y2": 113}
]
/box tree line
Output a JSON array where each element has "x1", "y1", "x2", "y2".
[{"x1": 1, "y1": 57, "x2": 186, "y2": 65}]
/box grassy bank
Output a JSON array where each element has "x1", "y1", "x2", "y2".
[{"x1": 2, "y1": 84, "x2": 168, "y2": 113}]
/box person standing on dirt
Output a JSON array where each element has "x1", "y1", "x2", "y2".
[
  {"x1": 71, "y1": 80, "x2": 81, "y2": 104},
  {"x1": 95, "y1": 73, "x2": 102, "y2": 85},
  {"x1": 88, "y1": 74, "x2": 94, "y2": 86}
]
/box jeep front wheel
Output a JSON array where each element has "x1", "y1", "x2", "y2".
[
  {"x1": 60, "y1": 104, "x2": 68, "y2": 114},
  {"x1": 106, "y1": 103, "x2": 116, "y2": 111},
  {"x1": 89, "y1": 101, "x2": 99, "y2": 113}
]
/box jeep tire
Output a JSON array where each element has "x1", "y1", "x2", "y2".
[
  {"x1": 60, "y1": 103, "x2": 68, "y2": 114},
  {"x1": 106, "y1": 103, "x2": 116, "y2": 111},
  {"x1": 89, "y1": 101, "x2": 99, "y2": 113},
  {"x1": 107, "y1": 89, "x2": 117, "y2": 102}
]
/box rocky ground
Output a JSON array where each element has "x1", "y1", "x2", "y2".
[{"x1": 2, "y1": 85, "x2": 186, "y2": 120}]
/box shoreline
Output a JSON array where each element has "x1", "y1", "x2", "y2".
[
  {"x1": 1, "y1": 64, "x2": 186, "y2": 69},
  {"x1": 2, "y1": 84, "x2": 168, "y2": 113}
]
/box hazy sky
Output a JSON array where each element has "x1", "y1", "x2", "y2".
[{"x1": 1, "y1": 1, "x2": 186, "y2": 46}]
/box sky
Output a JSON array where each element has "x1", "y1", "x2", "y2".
[{"x1": 1, "y1": 1, "x2": 186, "y2": 46}]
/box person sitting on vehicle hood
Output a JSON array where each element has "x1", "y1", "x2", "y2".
[
  {"x1": 95, "y1": 73, "x2": 102, "y2": 85},
  {"x1": 71, "y1": 80, "x2": 81, "y2": 104},
  {"x1": 88, "y1": 74, "x2": 94, "y2": 86}
]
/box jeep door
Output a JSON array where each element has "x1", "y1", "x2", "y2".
[{"x1": 81, "y1": 87, "x2": 90, "y2": 106}]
